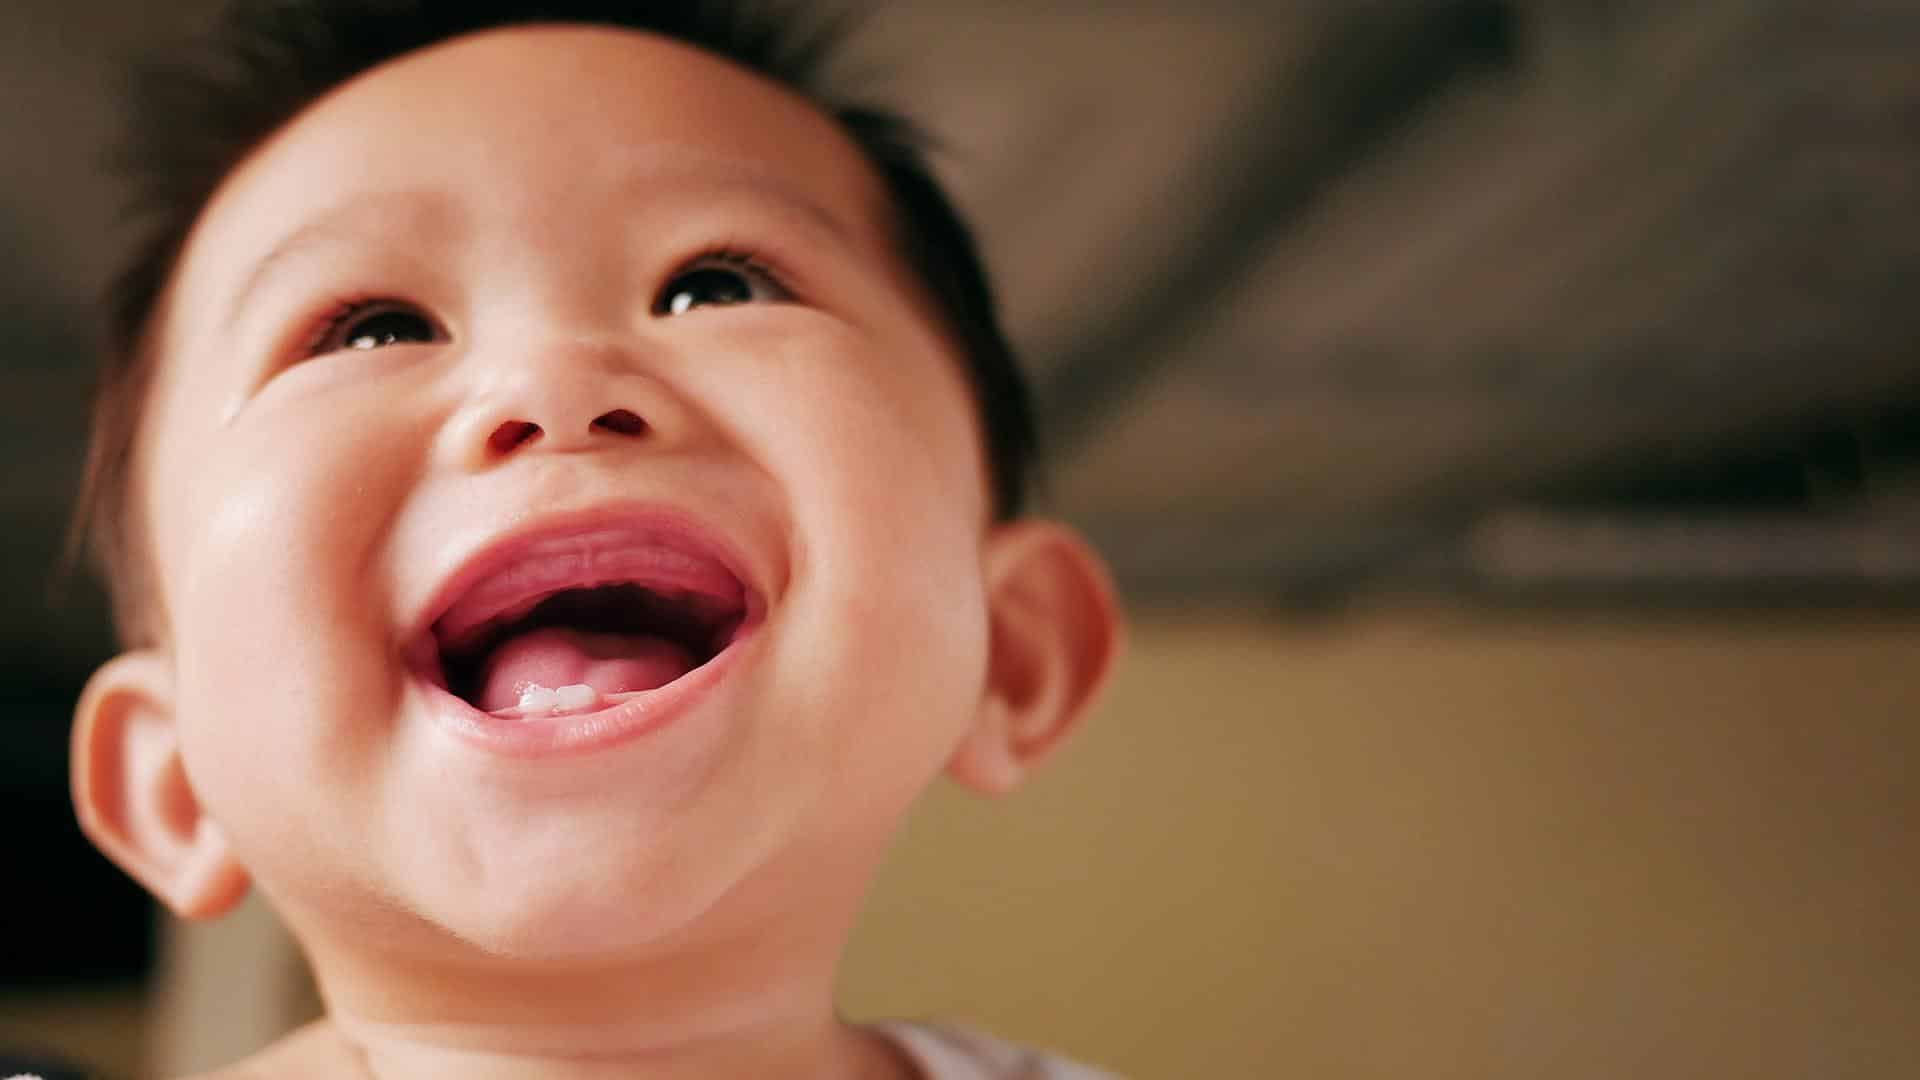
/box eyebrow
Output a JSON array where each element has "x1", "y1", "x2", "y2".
[
  {"x1": 224, "y1": 188, "x2": 459, "y2": 331},
  {"x1": 222, "y1": 161, "x2": 863, "y2": 331},
  {"x1": 646, "y1": 155, "x2": 865, "y2": 248}
]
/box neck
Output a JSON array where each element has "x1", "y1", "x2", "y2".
[
  {"x1": 302, "y1": 921, "x2": 913, "y2": 1080},
  {"x1": 290, "y1": 840, "x2": 914, "y2": 1079},
  {"x1": 335, "y1": 1011, "x2": 910, "y2": 1080}
]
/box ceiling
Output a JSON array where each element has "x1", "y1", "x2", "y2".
[{"x1": 4, "y1": 0, "x2": 1919, "y2": 689}]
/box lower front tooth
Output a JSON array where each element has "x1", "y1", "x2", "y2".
[
  {"x1": 555, "y1": 683, "x2": 599, "y2": 710},
  {"x1": 518, "y1": 685, "x2": 559, "y2": 712}
]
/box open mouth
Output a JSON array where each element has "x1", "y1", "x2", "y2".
[{"x1": 412, "y1": 522, "x2": 760, "y2": 718}]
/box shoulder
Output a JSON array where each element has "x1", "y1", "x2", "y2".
[
  {"x1": 871, "y1": 1021, "x2": 1126, "y2": 1080},
  {"x1": 176, "y1": 1022, "x2": 362, "y2": 1080}
]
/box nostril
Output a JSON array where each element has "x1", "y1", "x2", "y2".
[
  {"x1": 488, "y1": 420, "x2": 542, "y2": 456},
  {"x1": 592, "y1": 409, "x2": 647, "y2": 437}
]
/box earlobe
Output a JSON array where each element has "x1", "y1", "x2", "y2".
[
  {"x1": 947, "y1": 521, "x2": 1123, "y2": 796},
  {"x1": 72, "y1": 651, "x2": 249, "y2": 920}
]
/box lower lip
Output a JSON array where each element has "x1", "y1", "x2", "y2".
[{"x1": 413, "y1": 623, "x2": 760, "y2": 758}]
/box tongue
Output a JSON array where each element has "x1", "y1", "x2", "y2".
[{"x1": 475, "y1": 626, "x2": 697, "y2": 713}]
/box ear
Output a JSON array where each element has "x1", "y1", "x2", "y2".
[
  {"x1": 71, "y1": 651, "x2": 249, "y2": 920},
  {"x1": 947, "y1": 520, "x2": 1123, "y2": 796}
]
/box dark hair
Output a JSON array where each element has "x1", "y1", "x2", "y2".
[{"x1": 79, "y1": 0, "x2": 1036, "y2": 646}]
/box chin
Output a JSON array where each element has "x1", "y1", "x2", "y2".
[
  {"x1": 410, "y1": 856, "x2": 717, "y2": 963},
  {"x1": 382, "y1": 773, "x2": 795, "y2": 965}
]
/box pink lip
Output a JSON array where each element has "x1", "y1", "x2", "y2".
[
  {"x1": 406, "y1": 506, "x2": 767, "y2": 758},
  {"x1": 413, "y1": 637, "x2": 757, "y2": 757}
]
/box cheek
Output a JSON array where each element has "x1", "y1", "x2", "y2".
[
  {"x1": 735, "y1": 327, "x2": 994, "y2": 784},
  {"x1": 149, "y1": 390, "x2": 424, "y2": 822}
]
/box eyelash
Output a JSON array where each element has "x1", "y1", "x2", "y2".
[
  {"x1": 297, "y1": 245, "x2": 795, "y2": 360},
  {"x1": 301, "y1": 296, "x2": 407, "y2": 357},
  {"x1": 670, "y1": 244, "x2": 796, "y2": 305}
]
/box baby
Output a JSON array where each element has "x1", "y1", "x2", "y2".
[{"x1": 66, "y1": 1, "x2": 1122, "y2": 1077}]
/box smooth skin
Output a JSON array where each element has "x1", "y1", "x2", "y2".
[{"x1": 73, "y1": 25, "x2": 1119, "y2": 1080}]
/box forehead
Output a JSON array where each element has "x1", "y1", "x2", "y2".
[{"x1": 173, "y1": 23, "x2": 898, "y2": 317}]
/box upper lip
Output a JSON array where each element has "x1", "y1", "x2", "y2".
[{"x1": 408, "y1": 505, "x2": 765, "y2": 661}]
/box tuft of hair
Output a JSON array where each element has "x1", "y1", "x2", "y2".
[{"x1": 76, "y1": 0, "x2": 1037, "y2": 648}]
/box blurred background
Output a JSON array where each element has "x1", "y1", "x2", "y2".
[{"x1": 4, "y1": 1, "x2": 1918, "y2": 1077}]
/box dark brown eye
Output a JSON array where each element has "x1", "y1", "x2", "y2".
[
  {"x1": 654, "y1": 252, "x2": 790, "y2": 316},
  {"x1": 310, "y1": 302, "x2": 441, "y2": 356}
]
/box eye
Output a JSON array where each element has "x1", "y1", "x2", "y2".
[
  {"x1": 308, "y1": 300, "x2": 442, "y2": 357},
  {"x1": 654, "y1": 250, "x2": 791, "y2": 316}
]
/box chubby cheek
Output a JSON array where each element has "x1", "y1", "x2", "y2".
[
  {"x1": 736, "y1": 326, "x2": 994, "y2": 810},
  {"x1": 150, "y1": 390, "x2": 423, "y2": 865}
]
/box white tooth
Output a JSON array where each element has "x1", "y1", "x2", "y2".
[
  {"x1": 518, "y1": 685, "x2": 559, "y2": 713},
  {"x1": 555, "y1": 683, "x2": 599, "y2": 711}
]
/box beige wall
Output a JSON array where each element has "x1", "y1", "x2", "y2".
[
  {"x1": 11, "y1": 614, "x2": 1918, "y2": 1078},
  {"x1": 840, "y1": 613, "x2": 1920, "y2": 1080}
]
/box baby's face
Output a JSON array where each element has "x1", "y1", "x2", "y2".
[{"x1": 135, "y1": 26, "x2": 996, "y2": 961}]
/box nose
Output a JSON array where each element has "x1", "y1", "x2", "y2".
[
  {"x1": 483, "y1": 405, "x2": 648, "y2": 456},
  {"x1": 438, "y1": 338, "x2": 683, "y2": 470}
]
